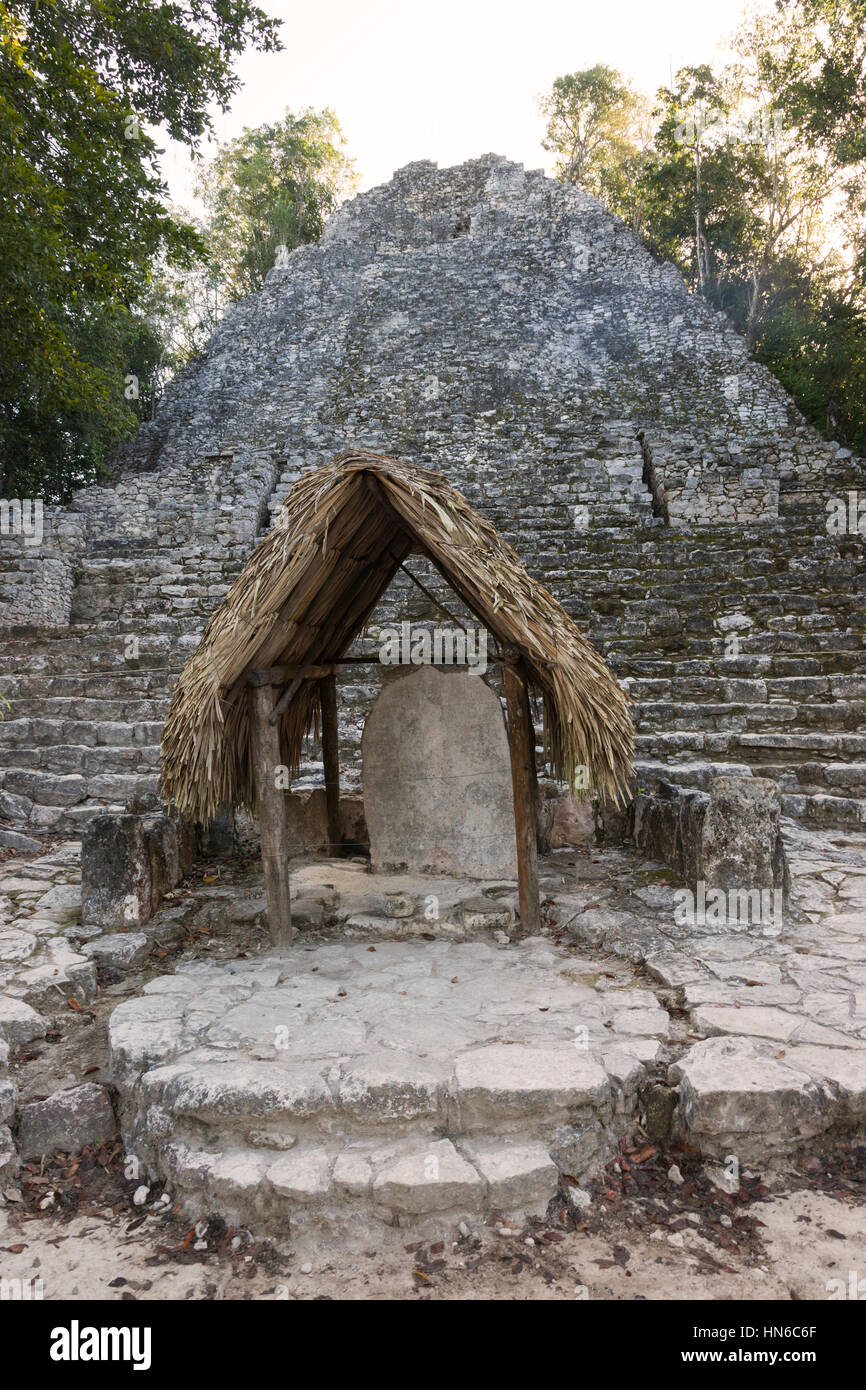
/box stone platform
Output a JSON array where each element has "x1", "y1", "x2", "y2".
[
  {"x1": 108, "y1": 933, "x2": 668, "y2": 1241},
  {"x1": 4, "y1": 830, "x2": 866, "y2": 1245}
]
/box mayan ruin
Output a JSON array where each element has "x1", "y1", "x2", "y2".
[{"x1": 2, "y1": 0, "x2": 865, "y2": 1332}]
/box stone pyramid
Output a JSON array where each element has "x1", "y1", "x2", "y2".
[{"x1": 1, "y1": 154, "x2": 865, "y2": 841}]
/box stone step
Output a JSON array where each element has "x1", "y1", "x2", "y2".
[
  {"x1": 634, "y1": 699, "x2": 866, "y2": 732},
  {"x1": 0, "y1": 767, "x2": 159, "y2": 819},
  {"x1": 0, "y1": 742, "x2": 161, "y2": 776},
  {"x1": 636, "y1": 730, "x2": 866, "y2": 762},
  {"x1": 161, "y1": 1131, "x2": 563, "y2": 1236},
  {"x1": 0, "y1": 696, "x2": 169, "y2": 722},
  {"x1": 635, "y1": 759, "x2": 866, "y2": 828},
  {"x1": 622, "y1": 673, "x2": 866, "y2": 704},
  {"x1": 107, "y1": 939, "x2": 670, "y2": 1238},
  {"x1": 611, "y1": 651, "x2": 866, "y2": 678},
  {"x1": 0, "y1": 671, "x2": 177, "y2": 701},
  {"x1": 780, "y1": 791, "x2": 866, "y2": 827}
]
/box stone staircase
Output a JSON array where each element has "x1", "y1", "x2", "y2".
[
  {"x1": 0, "y1": 540, "x2": 249, "y2": 838},
  {"x1": 566, "y1": 520, "x2": 866, "y2": 827},
  {"x1": 1, "y1": 445, "x2": 865, "y2": 840},
  {"x1": 108, "y1": 934, "x2": 668, "y2": 1239}
]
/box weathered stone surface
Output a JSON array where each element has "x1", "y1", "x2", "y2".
[
  {"x1": 83, "y1": 932, "x2": 150, "y2": 971},
  {"x1": 144, "y1": 814, "x2": 181, "y2": 914},
  {"x1": 338, "y1": 1053, "x2": 447, "y2": 1121},
  {"x1": 372, "y1": 1139, "x2": 484, "y2": 1214},
  {"x1": 0, "y1": 1124, "x2": 19, "y2": 1183},
  {"x1": 453, "y1": 1045, "x2": 610, "y2": 1122},
  {"x1": 145, "y1": 1061, "x2": 336, "y2": 1123},
  {"x1": 461, "y1": 1138, "x2": 559, "y2": 1213},
  {"x1": 283, "y1": 790, "x2": 328, "y2": 852},
  {"x1": 15, "y1": 1083, "x2": 117, "y2": 1159},
  {"x1": 362, "y1": 667, "x2": 517, "y2": 878},
  {"x1": 0, "y1": 827, "x2": 41, "y2": 852},
  {"x1": 550, "y1": 796, "x2": 595, "y2": 848},
  {"x1": 0, "y1": 929, "x2": 38, "y2": 963},
  {"x1": 32, "y1": 883, "x2": 81, "y2": 925},
  {"x1": 701, "y1": 777, "x2": 783, "y2": 893},
  {"x1": 81, "y1": 814, "x2": 151, "y2": 929},
  {"x1": 0, "y1": 997, "x2": 47, "y2": 1045},
  {"x1": 671, "y1": 1036, "x2": 829, "y2": 1157},
  {"x1": 267, "y1": 1150, "x2": 333, "y2": 1203},
  {"x1": 0, "y1": 1077, "x2": 16, "y2": 1125},
  {"x1": 459, "y1": 897, "x2": 515, "y2": 932}
]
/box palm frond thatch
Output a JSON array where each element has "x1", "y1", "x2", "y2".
[{"x1": 160, "y1": 451, "x2": 634, "y2": 821}]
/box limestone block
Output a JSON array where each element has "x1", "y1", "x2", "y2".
[
  {"x1": 701, "y1": 776, "x2": 784, "y2": 893},
  {"x1": 0, "y1": 997, "x2": 47, "y2": 1046},
  {"x1": 362, "y1": 667, "x2": 517, "y2": 878},
  {"x1": 549, "y1": 794, "x2": 595, "y2": 848},
  {"x1": 372, "y1": 1138, "x2": 484, "y2": 1214},
  {"x1": 16, "y1": 1083, "x2": 117, "y2": 1159},
  {"x1": 81, "y1": 813, "x2": 152, "y2": 929},
  {"x1": 83, "y1": 932, "x2": 150, "y2": 971}
]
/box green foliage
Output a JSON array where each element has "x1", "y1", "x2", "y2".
[
  {"x1": 541, "y1": 65, "x2": 653, "y2": 231},
  {"x1": 197, "y1": 108, "x2": 355, "y2": 302},
  {"x1": 0, "y1": 0, "x2": 281, "y2": 501},
  {"x1": 542, "y1": 0, "x2": 866, "y2": 455}
]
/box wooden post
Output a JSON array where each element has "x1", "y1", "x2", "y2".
[
  {"x1": 248, "y1": 682, "x2": 293, "y2": 946},
  {"x1": 504, "y1": 662, "x2": 541, "y2": 934},
  {"x1": 320, "y1": 672, "x2": 342, "y2": 855}
]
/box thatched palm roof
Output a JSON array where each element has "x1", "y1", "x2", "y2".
[{"x1": 160, "y1": 451, "x2": 634, "y2": 821}]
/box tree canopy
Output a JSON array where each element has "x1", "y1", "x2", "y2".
[
  {"x1": 0, "y1": 0, "x2": 281, "y2": 499},
  {"x1": 197, "y1": 108, "x2": 355, "y2": 303},
  {"x1": 542, "y1": 0, "x2": 866, "y2": 454}
]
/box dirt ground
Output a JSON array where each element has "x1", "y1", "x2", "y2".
[{"x1": 3, "y1": 1136, "x2": 864, "y2": 1302}]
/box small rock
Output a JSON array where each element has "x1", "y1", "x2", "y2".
[
  {"x1": 16, "y1": 1083, "x2": 117, "y2": 1161},
  {"x1": 133, "y1": 1186, "x2": 150, "y2": 1207},
  {"x1": 248, "y1": 1129, "x2": 297, "y2": 1151},
  {"x1": 300, "y1": 1262, "x2": 313, "y2": 1274},
  {"x1": 667, "y1": 1164, "x2": 685, "y2": 1186},
  {"x1": 382, "y1": 893, "x2": 415, "y2": 919},
  {"x1": 0, "y1": 998, "x2": 47, "y2": 1046},
  {"x1": 706, "y1": 1164, "x2": 739, "y2": 1195},
  {"x1": 83, "y1": 933, "x2": 150, "y2": 971},
  {"x1": 460, "y1": 897, "x2": 515, "y2": 933}
]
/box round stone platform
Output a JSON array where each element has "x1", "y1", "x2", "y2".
[{"x1": 108, "y1": 934, "x2": 669, "y2": 1241}]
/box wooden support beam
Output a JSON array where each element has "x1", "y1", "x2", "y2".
[
  {"x1": 504, "y1": 661, "x2": 540, "y2": 934},
  {"x1": 248, "y1": 682, "x2": 293, "y2": 947},
  {"x1": 246, "y1": 664, "x2": 334, "y2": 686},
  {"x1": 320, "y1": 672, "x2": 342, "y2": 854}
]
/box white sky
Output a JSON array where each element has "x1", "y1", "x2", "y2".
[{"x1": 162, "y1": 0, "x2": 752, "y2": 214}]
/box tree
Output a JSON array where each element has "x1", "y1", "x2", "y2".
[
  {"x1": 541, "y1": 65, "x2": 652, "y2": 223},
  {"x1": 196, "y1": 109, "x2": 355, "y2": 303},
  {"x1": 0, "y1": 0, "x2": 281, "y2": 500},
  {"x1": 541, "y1": 5, "x2": 866, "y2": 455}
]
